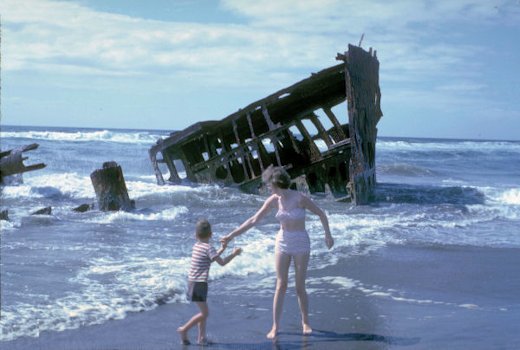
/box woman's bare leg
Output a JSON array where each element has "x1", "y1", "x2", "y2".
[
  {"x1": 294, "y1": 252, "x2": 311, "y2": 334},
  {"x1": 267, "y1": 252, "x2": 291, "y2": 339}
]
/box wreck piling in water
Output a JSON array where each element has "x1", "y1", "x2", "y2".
[
  {"x1": 149, "y1": 44, "x2": 382, "y2": 204},
  {"x1": 90, "y1": 162, "x2": 134, "y2": 211}
]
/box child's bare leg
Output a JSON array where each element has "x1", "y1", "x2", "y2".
[
  {"x1": 294, "y1": 252, "x2": 312, "y2": 334},
  {"x1": 176, "y1": 326, "x2": 190, "y2": 345},
  {"x1": 267, "y1": 252, "x2": 291, "y2": 339},
  {"x1": 195, "y1": 302, "x2": 209, "y2": 344},
  {"x1": 178, "y1": 312, "x2": 203, "y2": 333},
  {"x1": 178, "y1": 312, "x2": 202, "y2": 345},
  {"x1": 177, "y1": 302, "x2": 208, "y2": 344}
]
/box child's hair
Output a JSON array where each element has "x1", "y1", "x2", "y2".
[
  {"x1": 195, "y1": 219, "x2": 212, "y2": 239},
  {"x1": 262, "y1": 165, "x2": 291, "y2": 189}
]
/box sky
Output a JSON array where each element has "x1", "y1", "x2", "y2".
[{"x1": 1, "y1": 0, "x2": 519, "y2": 140}]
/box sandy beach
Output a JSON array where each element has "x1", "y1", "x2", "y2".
[{"x1": 3, "y1": 243, "x2": 519, "y2": 350}]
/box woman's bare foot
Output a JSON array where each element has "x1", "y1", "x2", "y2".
[
  {"x1": 266, "y1": 327, "x2": 278, "y2": 339},
  {"x1": 177, "y1": 327, "x2": 190, "y2": 345},
  {"x1": 302, "y1": 323, "x2": 313, "y2": 335}
]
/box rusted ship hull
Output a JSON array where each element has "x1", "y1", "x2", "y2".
[{"x1": 149, "y1": 44, "x2": 382, "y2": 204}]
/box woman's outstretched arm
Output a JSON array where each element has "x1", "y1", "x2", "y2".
[{"x1": 221, "y1": 194, "x2": 277, "y2": 244}]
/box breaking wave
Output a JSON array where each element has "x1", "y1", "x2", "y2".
[
  {"x1": 378, "y1": 138, "x2": 520, "y2": 154},
  {"x1": 0, "y1": 129, "x2": 167, "y2": 144}
]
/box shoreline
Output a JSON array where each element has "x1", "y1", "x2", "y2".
[{"x1": 3, "y1": 244, "x2": 519, "y2": 349}]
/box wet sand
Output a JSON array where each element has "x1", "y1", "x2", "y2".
[{"x1": 3, "y1": 244, "x2": 519, "y2": 349}]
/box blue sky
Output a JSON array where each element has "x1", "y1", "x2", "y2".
[{"x1": 1, "y1": 0, "x2": 519, "y2": 140}]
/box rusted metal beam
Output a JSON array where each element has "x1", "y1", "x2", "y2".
[
  {"x1": 309, "y1": 113, "x2": 333, "y2": 148},
  {"x1": 262, "y1": 106, "x2": 282, "y2": 166},
  {"x1": 232, "y1": 120, "x2": 252, "y2": 179},
  {"x1": 233, "y1": 120, "x2": 256, "y2": 178},
  {"x1": 323, "y1": 107, "x2": 347, "y2": 140},
  {"x1": 295, "y1": 120, "x2": 322, "y2": 161},
  {"x1": 163, "y1": 151, "x2": 181, "y2": 183}
]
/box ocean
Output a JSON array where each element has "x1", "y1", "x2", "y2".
[{"x1": 1, "y1": 125, "x2": 519, "y2": 345}]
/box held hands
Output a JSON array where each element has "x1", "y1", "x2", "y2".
[
  {"x1": 220, "y1": 234, "x2": 232, "y2": 246},
  {"x1": 220, "y1": 236, "x2": 242, "y2": 257}
]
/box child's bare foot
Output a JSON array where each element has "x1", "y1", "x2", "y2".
[
  {"x1": 266, "y1": 327, "x2": 278, "y2": 339},
  {"x1": 302, "y1": 323, "x2": 313, "y2": 335},
  {"x1": 177, "y1": 327, "x2": 190, "y2": 345},
  {"x1": 198, "y1": 337, "x2": 211, "y2": 346}
]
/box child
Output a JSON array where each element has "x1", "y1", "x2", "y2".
[{"x1": 177, "y1": 219, "x2": 242, "y2": 345}]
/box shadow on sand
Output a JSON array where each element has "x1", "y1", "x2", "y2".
[{"x1": 194, "y1": 329, "x2": 420, "y2": 349}]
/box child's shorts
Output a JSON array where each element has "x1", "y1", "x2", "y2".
[{"x1": 187, "y1": 281, "x2": 208, "y2": 302}]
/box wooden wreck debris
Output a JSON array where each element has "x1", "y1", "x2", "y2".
[
  {"x1": 72, "y1": 203, "x2": 94, "y2": 213},
  {"x1": 149, "y1": 44, "x2": 382, "y2": 204},
  {"x1": 90, "y1": 161, "x2": 134, "y2": 211},
  {"x1": 338, "y1": 45, "x2": 382, "y2": 204},
  {"x1": 31, "y1": 206, "x2": 52, "y2": 215},
  {"x1": 0, "y1": 143, "x2": 46, "y2": 184}
]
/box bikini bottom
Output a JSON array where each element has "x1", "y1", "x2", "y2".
[{"x1": 275, "y1": 229, "x2": 311, "y2": 255}]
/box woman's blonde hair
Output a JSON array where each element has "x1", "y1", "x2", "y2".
[{"x1": 262, "y1": 165, "x2": 291, "y2": 189}]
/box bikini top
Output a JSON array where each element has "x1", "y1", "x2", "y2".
[{"x1": 275, "y1": 206, "x2": 306, "y2": 225}]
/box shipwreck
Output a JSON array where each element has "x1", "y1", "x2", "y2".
[{"x1": 149, "y1": 44, "x2": 382, "y2": 204}]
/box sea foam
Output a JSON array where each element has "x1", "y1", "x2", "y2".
[
  {"x1": 0, "y1": 129, "x2": 166, "y2": 144},
  {"x1": 0, "y1": 255, "x2": 189, "y2": 342},
  {"x1": 500, "y1": 188, "x2": 520, "y2": 205},
  {"x1": 379, "y1": 139, "x2": 520, "y2": 153}
]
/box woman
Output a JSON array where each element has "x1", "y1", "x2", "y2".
[{"x1": 221, "y1": 166, "x2": 334, "y2": 339}]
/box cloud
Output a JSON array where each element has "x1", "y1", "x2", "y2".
[
  {"x1": 0, "y1": 1, "x2": 337, "y2": 91},
  {"x1": 222, "y1": 0, "x2": 515, "y2": 30},
  {"x1": 4, "y1": 0, "x2": 513, "y2": 80},
  {"x1": 1, "y1": 0, "x2": 519, "y2": 137}
]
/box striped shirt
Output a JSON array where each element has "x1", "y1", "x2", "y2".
[{"x1": 188, "y1": 241, "x2": 219, "y2": 282}]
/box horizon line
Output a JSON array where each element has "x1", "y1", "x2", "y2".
[{"x1": 1, "y1": 123, "x2": 519, "y2": 143}]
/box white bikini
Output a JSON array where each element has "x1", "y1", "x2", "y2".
[{"x1": 275, "y1": 206, "x2": 311, "y2": 255}]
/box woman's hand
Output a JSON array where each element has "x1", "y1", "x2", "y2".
[{"x1": 325, "y1": 234, "x2": 334, "y2": 249}]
